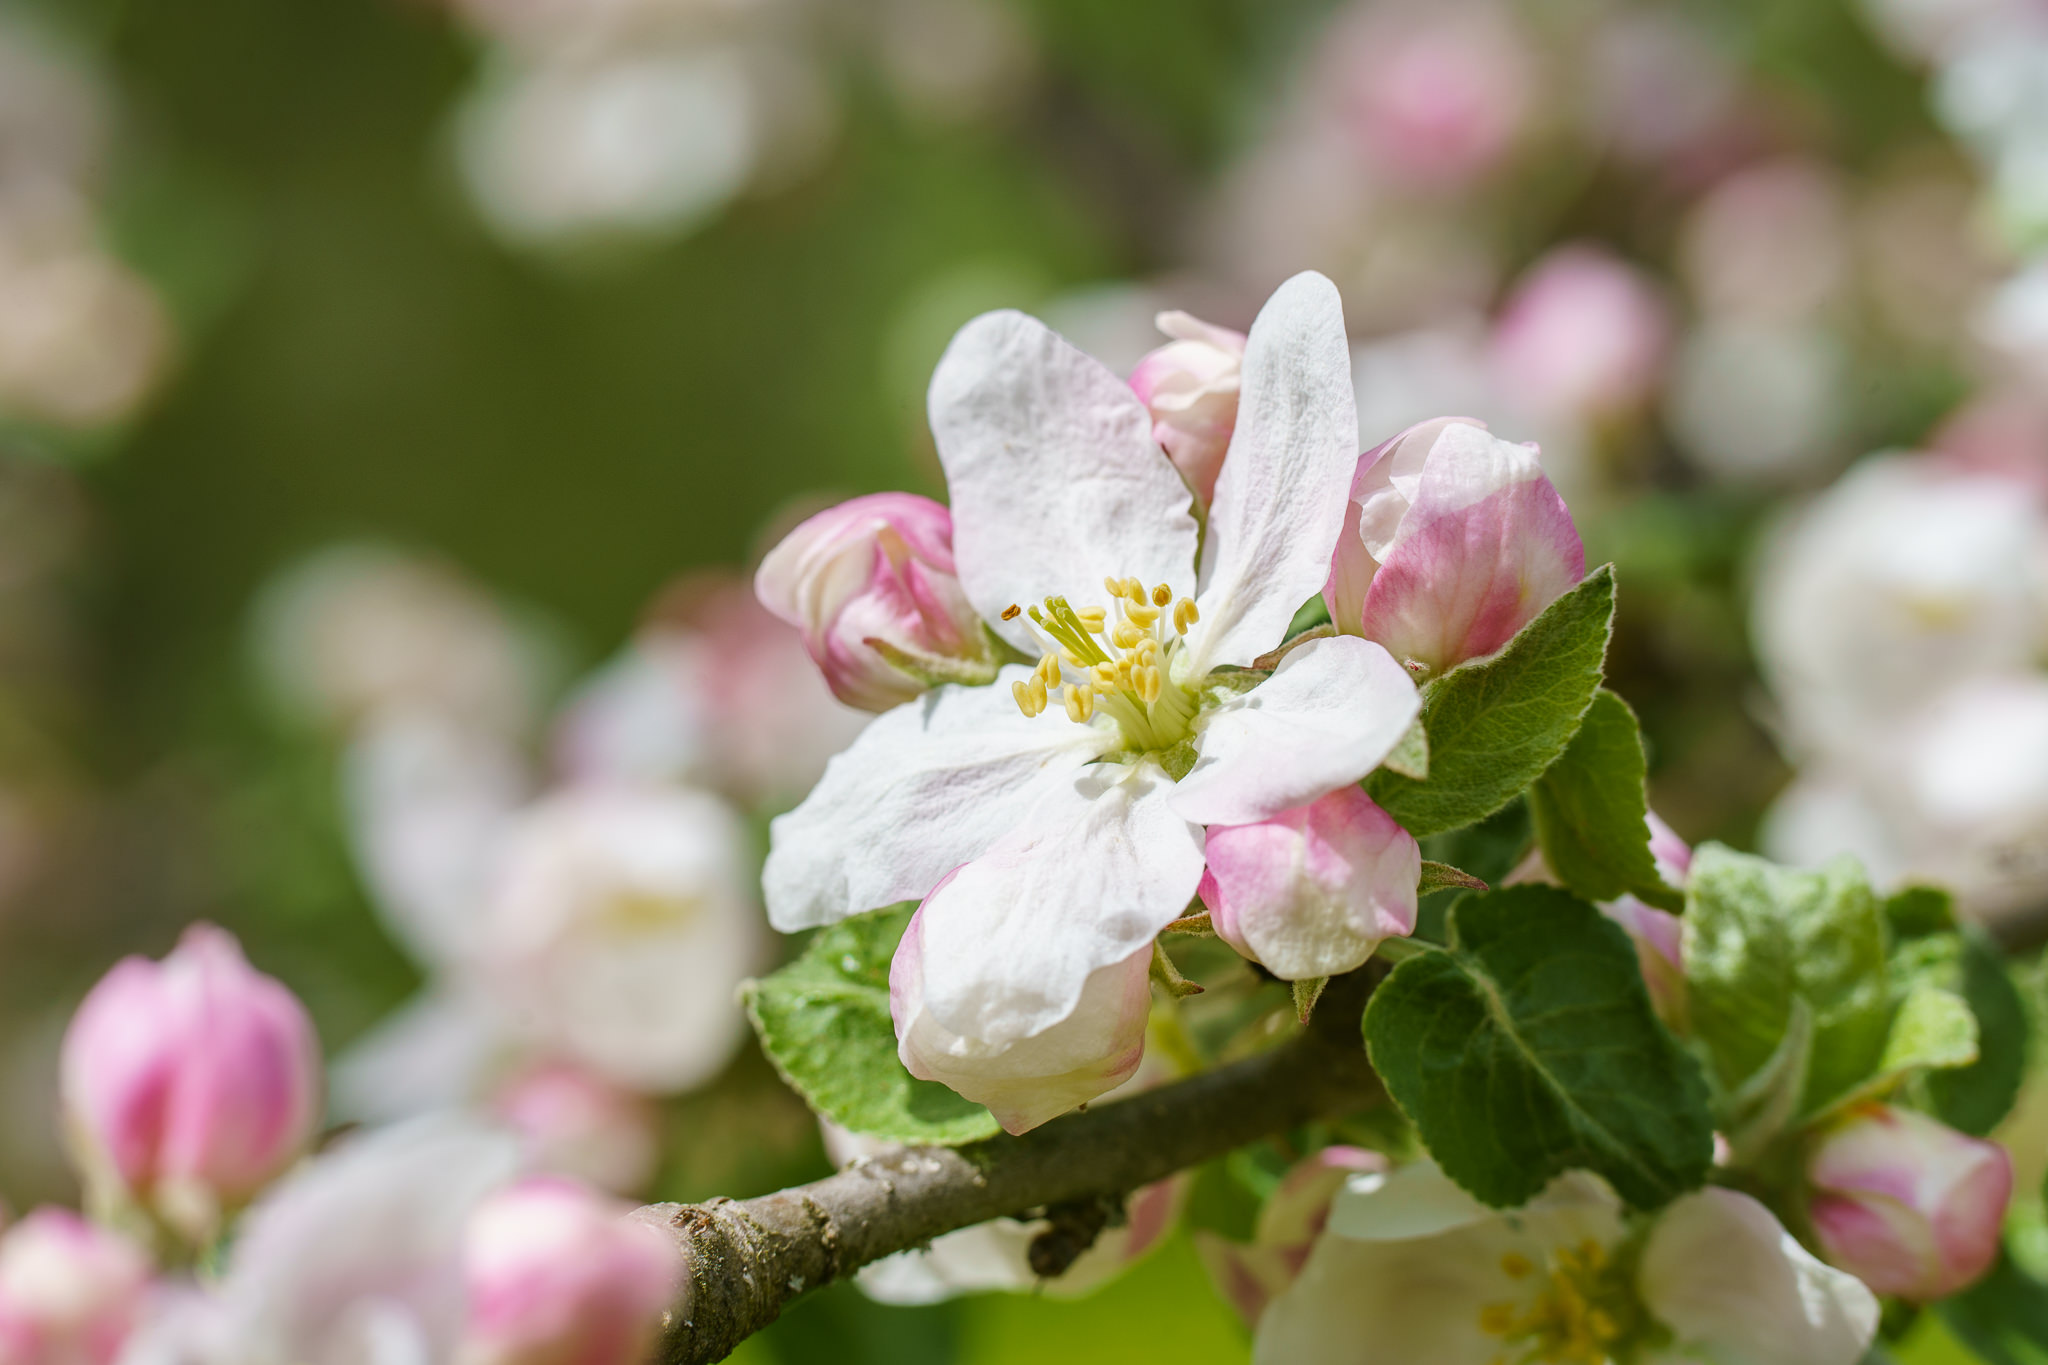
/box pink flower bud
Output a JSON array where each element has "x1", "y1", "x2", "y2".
[
  {"x1": 1197, "y1": 788, "x2": 1420, "y2": 981},
  {"x1": 59, "y1": 925, "x2": 322, "y2": 1240},
  {"x1": 890, "y1": 899, "x2": 1150, "y2": 1135},
  {"x1": 1807, "y1": 1105, "x2": 2013, "y2": 1301},
  {"x1": 1196, "y1": 1147, "x2": 1384, "y2": 1327},
  {"x1": 1126, "y1": 312, "x2": 1247, "y2": 504},
  {"x1": 0, "y1": 1208, "x2": 152, "y2": 1365},
  {"x1": 1324, "y1": 418, "x2": 1584, "y2": 679},
  {"x1": 1489, "y1": 245, "x2": 1671, "y2": 421},
  {"x1": 1340, "y1": 4, "x2": 1537, "y2": 191},
  {"x1": 489, "y1": 1061, "x2": 661, "y2": 1197},
  {"x1": 756, "y1": 493, "x2": 994, "y2": 712},
  {"x1": 458, "y1": 1177, "x2": 682, "y2": 1365}
]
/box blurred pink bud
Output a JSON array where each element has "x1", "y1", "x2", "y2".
[
  {"x1": 1324, "y1": 418, "x2": 1584, "y2": 679},
  {"x1": 890, "y1": 899, "x2": 1150, "y2": 1135},
  {"x1": 458, "y1": 1177, "x2": 682, "y2": 1365},
  {"x1": 1127, "y1": 312, "x2": 1247, "y2": 504},
  {"x1": 1342, "y1": 5, "x2": 1536, "y2": 191},
  {"x1": 1198, "y1": 788, "x2": 1420, "y2": 981},
  {"x1": 0, "y1": 1208, "x2": 151, "y2": 1365},
  {"x1": 1808, "y1": 1105, "x2": 2013, "y2": 1301},
  {"x1": 490, "y1": 1062, "x2": 662, "y2": 1197},
  {"x1": 756, "y1": 493, "x2": 994, "y2": 712},
  {"x1": 1196, "y1": 1147, "x2": 1385, "y2": 1327},
  {"x1": 60, "y1": 925, "x2": 322, "y2": 1239},
  {"x1": 1489, "y1": 245, "x2": 1671, "y2": 421}
]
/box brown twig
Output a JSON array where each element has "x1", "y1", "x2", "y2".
[{"x1": 638, "y1": 973, "x2": 1382, "y2": 1365}]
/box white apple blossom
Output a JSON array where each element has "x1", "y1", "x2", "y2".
[
  {"x1": 764, "y1": 272, "x2": 1420, "y2": 1125},
  {"x1": 1255, "y1": 1161, "x2": 1879, "y2": 1365},
  {"x1": 119, "y1": 1118, "x2": 521, "y2": 1365}
]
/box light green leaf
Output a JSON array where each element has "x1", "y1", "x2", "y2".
[
  {"x1": 1879, "y1": 982, "x2": 1979, "y2": 1076},
  {"x1": 1722, "y1": 997, "x2": 1813, "y2": 1165},
  {"x1": 743, "y1": 905, "x2": 1001, "y2": 1146},
  {"x1": 1683, "y1": 846, "x2": 1891, "y2": 1116},
  {"x1": 1381, "y1": 715, "x2": 1430, "y2": 781},
  {"x1": 1528, "y1": 689, "x2": 1683, "y2": 912},
  {"x1": 1368, "y1": 566, "x2": 1614, "y2": 839},
  {"x1": 1363, "y1": 884, "x2": 1714, "y2": 1210}
]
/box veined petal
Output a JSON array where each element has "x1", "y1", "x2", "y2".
[
  {"x1": 929, "y1": 310, "x2": 1199, "y2": 652},
  {"x1": 762, "y1": 671, "x2": 1113, "y2": 931},
  {"x1": 1190, "y1": 272, "x2": 1358, "y2": 672},
  {"x1": 1638, "y1": 1188, "x2": 1879, "y2": 1365},
  {"x1": 1171, "y1": 636, "x2": 1419, "y2": 828},
  {"x1": 917, "y1": 759, "x2": 1204, "y2": 1046}
]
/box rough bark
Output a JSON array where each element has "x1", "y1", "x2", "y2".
[{"x1": 638, "y1": 974, "x2": 1383, "y2": 1365}]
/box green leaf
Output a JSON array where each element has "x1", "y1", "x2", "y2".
[
  {"x1": 1683, "y1": 846, "x2": 1891, "y2": 1116},
  {"x1": 1528, "y1": 689, "x2": 1684, "y2": 912},
  {"x1": 1879, "y1": 982, "x2": 1979, "y2": 1076},
  {"x1": 1363, "y1": 884, "x2": 1714, "y2": 1209},
  {"x1": 1938, "y1": 1252, "x2": 2048, "y2": 1365},
  {"x1": 1418, "y1": 861, "x2": 1489, "y2": 895},
  {"x1": 1924, "y1": 935, "x2": 2031, "y2": 1137},
  {"x1": 1381, "y1": 715, "x2": 1430, "y2": 782},
  {"x1": 743, "y1": 905, "x2": 1001, "y2": 1146},
  {"x1": 1368, "y1": 566, "x2": 1615, "y2": 839},
  {"x1": 1885, "y1": 885, "x2": 1958, "y2": 939}
]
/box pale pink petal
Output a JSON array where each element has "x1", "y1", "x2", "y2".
[
  {"x1": 1171, "y1": 636, "x2": 1419, "y2": 828},
  {"x1": 1190, "y1": 272, "x2": 1359, "y2": 672},
  {"x1": 929, "y1": 311, "x2": 1198, "y2": 654}
]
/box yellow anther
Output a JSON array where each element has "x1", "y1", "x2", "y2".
[
  {"x1": 1179, "y1": 597, "x2": 1199, "y2": 623},
  {"x1": 1125, "y1": 602, "x2": 1161, "y2": 627},
  {"x1": 1011, "y1": 680, "x2": 1035, "y2": 717},
  {"x1": 1152, "y1": 583, "x2": 1172, "y2": 607},
  {"x1": 1092, "y1": 664, "x2": 1117, "y2": 686},
  {"x1": 1112, "y1": 621, "x2": 1145, "y2": 650},
  {"x1": 1122, "y1": 576, "x2": 1145, "y2": 599},
  {"x1": 1478, "y1": 1303, "x2": 1518, "y2": 1336},
  {"x1": 1038, "y1": 653, "x2": 1062, "y2": 685},
  {"x1": 1173, "y1": 597, "x2": 1198, "y2": 634},
  {"x1": 1077, "y1": 606, "x2": 1108, "y2": 631},
  {"x1": 1063, "y1": 685, "x2": 1093, "y2": 722},
  {"x1": 1061, "y1": 647, "x2": 1086, "y2": 669},
  {"x1": 1001, "y1": 603, "x2": 1021, "y2": 621},
  {"x1": 1139, "y1": 666, "x2": 1162, "y2": 704},
  {"x1": 1501, "y1": 1253, "x2": 1534, "y2": 1280},
  {"x1": 1027, "y1": 675, "x2": 1048, "y2": 714},
  {"x1": 1102, "y1": 576, "x2": 1122, "y2": 598}
]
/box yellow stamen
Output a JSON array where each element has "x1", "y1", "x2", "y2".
[
  {"x1": 1027, "y1": 675, "x2": 1047, "y2": 714},
  {"x1": 1151, "y1": 583, "x2": 1172, "y2": 607},
  {"x1": 1063, "y1": 685, "x2": 1093, "y2": 722},
  {"x1": 1125, "y1": 602, "x2": 1161, "y2": 627},
  {"x1": 1011, "y1": 680, "x2": 1036, "y2": 717},
  {"x1": 1112, "y1": 621, "x2": 1144, "y2": 650}
]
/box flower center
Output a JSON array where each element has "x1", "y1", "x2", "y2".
[
  {"x1": 1005, "y1": 576, "x2": 1202, "y2": 753},
  {"x1": 1477, "y1": 1238, "x2": 1643, "y2": 1365}
]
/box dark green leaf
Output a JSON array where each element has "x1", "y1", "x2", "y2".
[
  {"x1": 1363, "y1": 884, "x2": 1714, "y2": 1209},
  {"x1": 1924, "y1": 935, "x2": 2030, "y2": 1137},
  {"x1": 1368, "y1": 566, "x2": 1615, "y2": 839},
  {"x1": 1684, "y1": 846, "x2": 1891, "y2": 1115},
  {"x1": 1529, "y1": 689, "x2": 1683, "y2": 912},
  {"x1": 743, "y1": 906, "x2": 1001, "y2": 1146},
  {"x1": 1938, "y1": 1251, "x2": 2048, "y2": 1365},
  {"x1": 1885, "y1": 885, "x2": 1958, "y2": 939}
]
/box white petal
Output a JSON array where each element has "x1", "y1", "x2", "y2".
[
  {"x1": 1191, "y1": 273, "x2": 1359, "y2": 671},
  {"x1": 762, "y1": 671, "x2": 1114, "y2": 930},
  {"x1": 1638, "y1": 1188, "x2": 1880, "y2": 1365},
  {"x1": 929, "y1": 310, "x2": 1199, "y2": 651},
  {"x1": 328, "y1": 990, "x2": 502, "y2": 1124},
  {"x1": 1254, "y1": 1216, "x2": 1547, "y2": 1364},
  {"x1": 1171, "y1": 636, "x2": 1420, "y2": 828},
  {"x1": 918, "y1": 759, "x2": 1204, "y2": 1045},
  {"x1": 343, "y1": 709, "x2": 526, "y2": 969},
  {"x1": 219, "y1": 1117, "x2": 519, "y2": 1363},
  {"x1": 1325, "y1": 1160, "x2": 1495, "y2": 1242}
]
